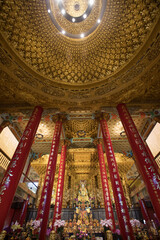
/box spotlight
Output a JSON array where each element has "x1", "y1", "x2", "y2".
[
  {"x1": 89, "y1": 0, "x2": 94, "y2": 5},
  {"x1": 62, "y1": 30, "x2": 66, "y2": 34},
  {"x1": 97, "y1": 19, "x2": 101, "y2": 23},
  {"x1": 72, "y1": 18, "x2": 75, "y2": 22},
  {"x1": 80, "y1": 33, "x2": 84, "y2": 38},
  {"x1": 83, "y1": 14, "x2": 87, "y2": 19},
  {"x1": 48, "y1": 9, "x2": 51, "y2": 13},
  {"x1": 61, "y1": 9, "x2": 66, "y2": 15}
]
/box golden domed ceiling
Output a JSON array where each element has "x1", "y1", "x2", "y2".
[{"x1": 0, "y1": 0, "x2": 160, "y2": 112}]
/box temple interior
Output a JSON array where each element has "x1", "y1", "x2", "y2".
[{"x1": 0, "y1": 0, "x2": 160, "y2": 239}]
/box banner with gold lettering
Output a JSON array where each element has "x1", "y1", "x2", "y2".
[
  {"x1": 0, "y1": 106, "x2": 43, "y2": 232},
  {"x1": 37, "y1": 120, "x2": 62, "y2": 240},
  {"x1": 117, "y1": 103, "x2": 160, "y2": 222},
  {"x1": 100, "y1": 118, "x2": 135, "y2": 240},
  {"x1": 97, "y1": 142, "x2": 116, "y2": 232},
  {"x1": 52, "y1": 144, "x2": 67, "y2": 229}
]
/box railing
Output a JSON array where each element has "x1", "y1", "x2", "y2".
[
  {"x1": 0, "y1": 149, "x2": 10, "y2": 170},
  {"x1": 0, "y1": 149, "x2": 38, "y2": 189}
]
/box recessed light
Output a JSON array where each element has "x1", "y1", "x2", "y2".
[
  {"x1": 61, "y1": 9, "x2": 66, "y2": 15},
  {"x1": 89, "y1": 0, "x2": 94, "y2": 5},
  {"x1": 48, "y1": 9, "x2": 51, "y2": 13},
  {"x1": 80, "y1": 33, "x2": 84, "y2": 38},
  {"x1": 72, "y1": 18, "x2": 75, "y2": 22},
  {"x1": 97, "y1": 19, "x2": 101, "y2": 23},
  {"x1": 83, "y1": 14, "x2": 87, "y2": 19},
  {"x1": 62, "y1": 30, "x2": 66, "y2": 34}
]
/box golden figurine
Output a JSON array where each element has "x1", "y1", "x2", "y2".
[
  {"x1": 49, "y1": 230, "x2": 56, "y2": 240},
  {"x1": 142, "y1": 231, "x2": 149, "y2": 240},
  {"x1": 106, "y1": 229, "x2": 113, "y2": 240},
  {"x1": 0, "y1": 231, "x2": 7, "y2": 240}
]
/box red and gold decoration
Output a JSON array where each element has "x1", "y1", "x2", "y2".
[
  {"x1": 52, "y1": 142, "x2": 67, "y2": 229},
  {"x1": 19, "y1": 195, "x2": 30, "y2": 226},
  {"x1": 96, "y1": 140, "x2": 116, "y2": 232},
  {"x1": 100, "y1": 116, "x2": 135, "y2": 240},
  {"x1": 0, "y1": 106, "x2": 43, "y2": 232},
  {"x1": 137, "y1": 195, "x2": 150, "y2": 226},
  {"x1": 117, "y1": 103, "x2": 160, "y2": 222},
  {"x1": 36, "y1": 119, "x2": 62, "y2": 240}
]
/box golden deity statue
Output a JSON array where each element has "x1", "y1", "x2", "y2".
[
  {"x1": 76, "y1": 202, "x2": 89, "y2": 223},
  {"x1": 78, "y1": 180, "x2": 89, "y2": 202}
]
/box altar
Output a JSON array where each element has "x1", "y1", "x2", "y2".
[{"x1": 61, "y1": 181, "x2": 105, "y2": 239}]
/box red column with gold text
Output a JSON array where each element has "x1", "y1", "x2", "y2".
[
  {"x1": 37, "y1": 117, "x2": 63, "y2": 240},
  {"x1": 100, "y1": 116, "x2": 135, "y2": 240},
  {"x1": 117, "y1": 103, "x2": 160, "y2": 221},
  {"x1": 19, "y1": 195, "x2": 30, "y2": 226},
  {"x1": 52, "y1": 142, "x2": 68, "y2": 229},
  {"x1": 137, "y1": 195, "x2": 150, "y2": 225},
  {"x1": 96, "y1": 140, "x2": 116, "y2": 232},
  {"x1": 0, "y1": 106, "x2": 43, "y2": 232}
]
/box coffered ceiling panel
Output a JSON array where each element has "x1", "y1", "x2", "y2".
[{"x1": 0, "y1": 0, "x2": 160, "y2": 111}]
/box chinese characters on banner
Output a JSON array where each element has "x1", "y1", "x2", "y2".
[
  {"x1": 0, "y1": 106, "x2": 43, "y2": 232},
  {"x1": 52, "y1": 144, "x2": 67, "y2": 229},
  {"x1": 37, "y1": 120, "x2": 62, "y2": 240},
  {"x1": 100, "y1": 119, "x2": 135, "y2": 240},
  {"x1": 117, "y1": 103, "x2": 160, "y2": 222},
  {"x1": 97, "y1": 142, "x2": 116, "y2": 232}
]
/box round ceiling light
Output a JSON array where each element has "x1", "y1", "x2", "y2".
[{"x1": 46, "y1": 0, "x2": 107, "y2": 39}]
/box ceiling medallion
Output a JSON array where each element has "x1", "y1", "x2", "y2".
[
  {"x1": 57, "y1": 0, "x2": 93, "y2": 23},
  {"x1": 35, "y1": 133, "x2": 44, "y2": 140},
  {"x1": 77, "y1": 130, "x2": 86, "y2": 138},
  {"x1": 74, "y1": 2, "x2": 80, "y2": 11},
  {"x1": 46, "y1": 0, "x2": 107, "y2": 39},
  {"x1": 120, "y1": 131, "x2": 126, "y2": 138}
]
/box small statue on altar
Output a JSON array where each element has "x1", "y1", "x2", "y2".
[{"x1": 77, "y1": 202, "x2": 89, "y2": 223}]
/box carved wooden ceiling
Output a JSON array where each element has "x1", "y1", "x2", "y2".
[{"x1": 0, "y1": 0, "x2": 160, "y2": 112}]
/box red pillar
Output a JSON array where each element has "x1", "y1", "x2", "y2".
[
  {"x1": 0, "y1": 106, "x2": 43, "y2": 232},
  {"x1": 145, "y1": 143, "x2": 159, "y2": 169},
  {"x1": 23, "y1": 157, "x2": 32, "y2": 183},
  {"x1": 37, "y1": 118, "x2": 63, "y2": 240},
  {"x1": 100, "y1": 117, "x2": 135, "y2": 240},
  {"x1": 96, "y1": 140, "x2": 116, "y2": 232},
  {"x1": 138, "y1": 199, "x2": 150, "y2": 224},
  {"x1": 117, "y1": 103, "x2": 160, "y2": 222},
  {"x1": 52, "y1": 142, "x2": 67, "y2": 229},
  {"x1": 19, "y1": 195, "x2": 30, "y2": 226}
]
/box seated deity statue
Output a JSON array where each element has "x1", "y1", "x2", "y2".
[{"x1": 78, "y1": 180, "x2": 89, "y2": 202}]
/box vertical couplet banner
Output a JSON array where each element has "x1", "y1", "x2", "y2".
[
  {"x1": 117, "y1": 103, "x2": 160, "y2": 222},
  {"x1": 0, "y1": 106, "x2": 43, "y2": 232},
  {"x1": 100, "y1": 118, "x2": 135, "y2": 240},
  {"x1": 52, "y1": 144, "x2": 67, "y2": 229},
  {"x1": 19, "y1": 195, "x2": 30, "y2": 226},
  {"x1": 37, "y1": 120, "x2": 62, "y2": 240},
  {"x1": 97, "y1": 142, "x2": 116, "y2": 232}
]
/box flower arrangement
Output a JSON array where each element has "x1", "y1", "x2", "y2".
[
  {"x1": 54, "y1": 219, "x2": 65, "y2": 228},
  {"x1": 115, "y1": 229, "x2": 121, "y2": 235},
  {"x1": 54, "y1": 219, "x2": 65, "y2": 235},
  {"x1": 130, "y1": 219, "x2": 141, "y2": 228},
  {"x1": 76, "y1": 231, "x2": 90, "y2": 239},
  {"x1": 100, "y1": 219, "x2": 112, "y2": 230},
  {"x1": 11, "y1": 221, "x2": 23, "y2": 232},
  {"x1": 75, "y1": 227, "x2": 90, "y2": 240},
  {"x1": 25, "y1": 219, "x2": 41, "y2": 239}
]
